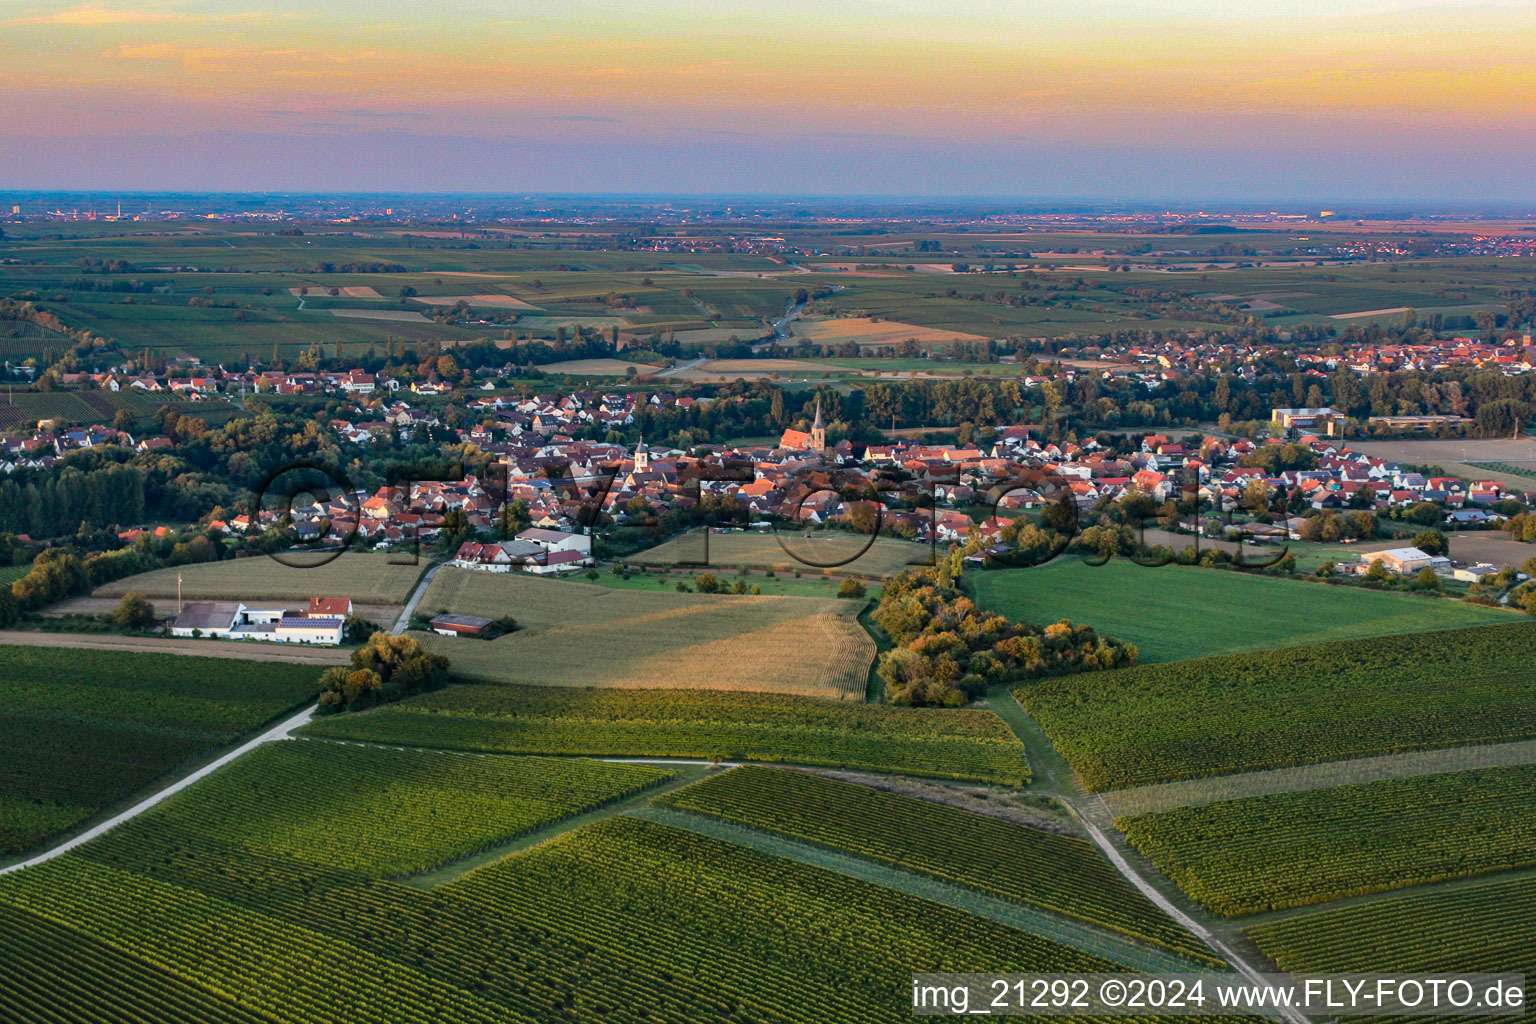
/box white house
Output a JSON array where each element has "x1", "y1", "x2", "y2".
[
  {"x1": 514, "y1": 528, "x2": 593, "y2": 571},
  {"x1": 274, "y1": 616, "x2": 344, "y2": 645},
  {"x1": 169, "y1": 602, "x2": 242, "y2": 638},
  {"x1": 169, "y1": 600, "x2": 343, "y2": 645}
]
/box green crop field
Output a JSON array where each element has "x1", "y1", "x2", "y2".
[
  {"x1": 1246, "y1": 876, "x2": 1536, "y2": 1024},
  {"x1": 1014, "y1": 621, "x2": 1536, "y2": 791},
  {"x1": 633, "y1": 529, "x2": 930, "y2": 579},
  {"x1": 658, "y1": 766, "x2": 1216, "y2": 963},
  {"x1": 1118, "y1": 763, "x2": 1536, "y2": 916},
  {"x1": 412, "y1": 568, "x2": 875, "y2": 698},
  {"x1": 970, "y1": 560, "x2": 1513, "y2": 663},
  {"x1": 302, "y1": 683, "x2": 1031, "y2": 784},
  {"x1": 0, "y1": 645, "x2": 316, "y2": 856},
  {"x1": 95, "y1": 553, "x2": 425, "y2": 605}
]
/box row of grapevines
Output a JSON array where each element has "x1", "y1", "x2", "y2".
[
  {"x1": 658, "y1": 766, "x2": 1217, "y2": 963},
  {"x1": 1118, "y1": 762, "x2": 1536, "y2": 916},
  {"x1": 1015, "y1": 621, "x2": 1536, "y2": 791},
  {"x1": 0, "y1": 644, "x2": 318, "y2": 855},
  {"x1": 0, "y1": 739, "x2": 1248, "y2": 1024},
  {"x1": 0, "y1": 858, "x2": 527, "y2": 1024},
  {"x1": 0, "y1": 644, "x2": 318, "y2": 714},
  {"x1": 1246, "y1": 876, "x2": 1536, "y2": 1024},
  {"x1": 79, "y1": 740, "x2": 674, "y2": 879},
  {"x1": 302, "y1": 683, "x2": 1032, "y2": 784},
  {"x1": 0, "y1": 900, "x2": 274, "y2": 1024},
  {"x1": 438, "y1": 816, "x2": 1241, "y2": 1024}
]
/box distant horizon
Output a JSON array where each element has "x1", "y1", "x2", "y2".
[
  {"x1": 4, "y1": 1, "x2": 1534, "y2": 202},
  {"x1": 4, "y1": 189, "x2": 1535, "y2": 217}
]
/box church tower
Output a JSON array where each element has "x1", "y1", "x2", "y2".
[
  {"x1": 634, "y1": 433, "x2": 649, "y2": 472},
  {"x1": 810, "y1": 397, "x2": 826, "y2": 451}
]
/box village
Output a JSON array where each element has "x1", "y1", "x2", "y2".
[{"x1": 159, "y1": 394, "x2": 1529, "y2": 586}]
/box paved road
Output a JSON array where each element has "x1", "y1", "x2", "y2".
[
  {"x1": 391, "y1": 562, "x2": 443, "y2": 634},
  {"x1": 657, "y1": 356, "x2": 707, "y2": 379},
  {"x1": 0, "y1": 703, "x2": 317, "y2": 877},
  {"x1": 753, "y1": 297, "x2": 808, "y2": 351}
]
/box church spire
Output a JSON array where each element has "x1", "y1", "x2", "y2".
[
  {"x1": 810, "y1": 396, "x2": 826, "y2": 451},
  {"x1": 634, "y1": 432, "x2": 649, "y2": 472}
]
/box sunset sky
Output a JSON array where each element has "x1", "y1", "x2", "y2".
[{"x1": 3, "y1": 0, "x2": 1534, "y2": 199}]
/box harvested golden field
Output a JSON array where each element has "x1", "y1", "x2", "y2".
[
  {"x1": 288, "y1": 286, "x2": 382, "y2": 298},
  {"x1": 1348, "y1": 438, "x2": 1536, "y2": 463},
  {"x1": 632, "y1": 530, "x2": 929, "y2": 579},
  {"x1": 329, "y1": 308, "x2": 430, "y2": 322},
  {"x1": 700, "y1": 358, "x2": 826, "y2": 373},
  {"x1": 411, "y1": 293, "x2": 541, "y2": 309},
  {"x1": 669, "y1": 358, "x2": 842, "y2": 382},
  {"x1": 94, "y1": 554, "x2": 425, "y2": 606},
  {"x1": 786, "y1": 316, "x2": 987, "y2": 348},
  {"x1": 536, "y1": 358, "x2": 656, "y2": 375},
  {"x1": 416, "y1": 568, "x2": 876, "y2": 698}
]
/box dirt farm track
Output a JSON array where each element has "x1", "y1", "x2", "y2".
[{"x1": 0, "y1": 630, "x2": 351, "y2": 665}]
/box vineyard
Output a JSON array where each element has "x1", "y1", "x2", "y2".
[
  {"x1": 0, "y1": 819, "x2": 1199, "y2": 1024},
  {"x1": 79, "y1": 741, "x2": 675, "y2": 880},
  {"x1": 1015, "y1": 621, "x2": 1536, "y2": 791},
  {"x1": 301, "y1": 683, "x2": 1032, "y2": 784},
  {"x1": 0, "y1": 645, "x2": 316, "y2": 856},
  {"x1": 0, "y1": 737, "x2": 1238, "y2": 1024},
  {"x1": 1246, "y1": 877, "x2": 1536, "y2": 1024},
  {"x1": 0, "y1": 901, "x2": 277, "y2": 1024},
  {"x1": 1117, "y1": 763, "x2": 1536, "y2": 916},
  {"x1": 0, "y1": 389, "x2": 229, "y2": 430},
  {"x1": 657, "y1": 766, "x2": 1217, "y2": 963}
]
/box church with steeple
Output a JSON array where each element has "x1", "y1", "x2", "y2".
[
  {"x1": 633, "y1": 433, "x2": 649, "y2": 472},
  {"x1": 778, "y1": 397, "x2": 827, "y2": 452}
]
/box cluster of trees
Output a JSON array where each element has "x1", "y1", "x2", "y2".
[
  {"x1": 317, "y1": 633, "x2": 450, "y2": 712},
  {"x1": 0, "y1": 463, "x2": 147, "y2": 539},
  {"x1": 872, "y1": 561, "x2": 1136, "y2": 707},
  {"x1": 6, "y1": 544, "x2": 160, "y2": 615},
  {"x1": 111, "y1": 592, "x2": 157, "y2": 630},
  {"x1": 1501, "y1": 513, "x2": 1536, "y2": 543},
  {"x1": 690, "y1": 572, "x2": 760, "y2": 596},
  {"x1": 1295, "y1": 510, "x2": 1380, "y2": 543},
  {"x1": 8, "y1": 548, "x2": 87, "y2": 611}
]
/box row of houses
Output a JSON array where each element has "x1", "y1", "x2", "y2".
[
  {"x1": 450, "y1": 528, "x2": 594, "y2": 574},
  {"x1": 253, "y1": 413, "x2": 1533, "y2": 561}
]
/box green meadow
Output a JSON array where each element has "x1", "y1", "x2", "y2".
[{"x1": 969, "y1": 559, "x2": 1513, "y2": 663}]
